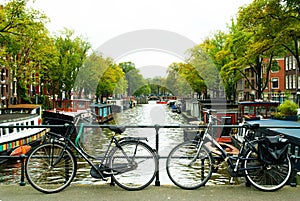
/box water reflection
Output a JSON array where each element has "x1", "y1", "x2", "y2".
[{"x1": 0, "y1": 104, "x2": 234, "y2": 186}]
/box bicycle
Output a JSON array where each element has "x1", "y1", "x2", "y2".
[
  {"x1": 166, "y1": 110, "x2": 292, "y2": 191},
  {"x1": 25, "y1": 117, "x2": 158, "y2": 193}
]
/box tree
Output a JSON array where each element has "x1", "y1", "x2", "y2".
[
  {"x1": 217, "y1": 2, "x2": 287, "y2": 100},
  {"x1": 96, "y1": 64, "x2": 124, "y2": 103},
  {"x1": 186, "y1": 45, "x2": 222, "y2": 98},
  {"x1": 236, "y1": 0, "x2": 300, "y2": 99},
  {"x1": 0, "y1": 0, "x2": 58, "y2": 103},
  {"x1": 133, "y1": 84, "x2": 151, "y2": 96},
  {"x1": 200, "y1": 31, "x2": 237, "y2": 101},
  {"x1": 167, "y1": 62, "x2": 206, "y2": 98},
  {"x1": 74, "y1": 52, "x2": 113, "y2": 99},
  {"x1": 53, "y1": 29, "x2": 90, "y2": 99},
  {"x1": 119, "y1": 62, "x2": 146, "y2": 96}
]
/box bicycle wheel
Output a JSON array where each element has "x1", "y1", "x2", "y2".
[
  {"x1": 109, "y1": 140, "x2": 157, "y2": 190},
  {"x1": 166, "y1": 140, "x2": 214, "y2": 189},
  {"x1": 25, "y1": 142, "x2": 77, "y2": 193},
  {"x1": 244, "y1": 149, "x2": 292, "y2": 191}
]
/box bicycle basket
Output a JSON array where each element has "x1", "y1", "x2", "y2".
[{"x1": 258, "y1": 136, "x2": 289, "y2": 165}]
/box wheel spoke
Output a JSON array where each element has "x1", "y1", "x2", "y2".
[
  {"x1": 110, "y1": 141, "x2": 157, "y2": 190},
  {"x1": 166, "y1": 140, "x2": 213, "y2": 190},
  {"x1": 25, "y1": 143, "x2": 77, "y2": 193},
  {"x1": 244, "y1": 150, "x2": 291, "y2": 191}
]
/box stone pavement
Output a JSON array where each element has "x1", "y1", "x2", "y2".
[{"x1": 1, "y1": 184, "x2": 300, "y2": 201}]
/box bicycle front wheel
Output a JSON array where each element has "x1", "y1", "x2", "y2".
[
  {"x1": 166, "y1": 140, "x2": 214, "y2": 189},
  {"x1": 244, "y1": 149, "x2": 292, "y2": 191},
  {"x1": 109, "y1": 140, "x2": 157, "y2": 190},
  {"x1": 25, "y1": 142, "x2": 77, "y2": 194}
]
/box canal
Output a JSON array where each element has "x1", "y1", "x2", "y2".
[{"x1": 0, "y1": 103, "x2": 237, "y2": 186}]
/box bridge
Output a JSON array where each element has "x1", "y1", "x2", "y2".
[{"x1": 1, "y1": 123, "x2": 300, "y2": 187}]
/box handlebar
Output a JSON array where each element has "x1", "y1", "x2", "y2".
[{"x1": 242, "y1": 123, "x2": 260, "y2": 129}]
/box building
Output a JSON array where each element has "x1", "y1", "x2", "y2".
[
  {"x1": 0, "y1": 66, "x2": 17, "y2": 107},
  {"x1": 284, "y1": 54, "x2": 299, "y2": 105},
  {"x1": 237, "y1": 58, "x2": 286, "y2": 103},
  {"x1": 263, "y1": 58, "x2": 285, "y2": 103}
]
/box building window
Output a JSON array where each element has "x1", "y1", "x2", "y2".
[
  {"x1": 285, "y1": 57, "x2": 289, "y2": 70},
  {"x1": 293, "y1": 74, "x2": 296, "y2": 89},
  {"x1": 272, "y1": 78, "x2": 279, "y2": 89},
  {"x1": 289, "y1": 75, "x2": 293, "y2": 89},
  {"x1": 286, "y1": 75, "x2": 289, "y2": 89},
  {"x1": 289, "y1": 56, "x2": 293, "y2": 70},
  {"x1": 271, "y1": 61, "x2": 280, "y2": 73}
]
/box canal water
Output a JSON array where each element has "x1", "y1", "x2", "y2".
[{"x1": 0, "y1": 103, "x2": 238, "y2": 186}]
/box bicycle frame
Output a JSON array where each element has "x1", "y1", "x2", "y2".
[
  {"x1": 195, "y1": 114, "x2": 261, "y2": 178},
  {"x1": 45, "y1": 123, "x2": 147, "y2": 181}
]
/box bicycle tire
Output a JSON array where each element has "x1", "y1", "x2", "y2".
[
  {"x1": 109, "y1": 140, "x2": 157, "y2": 190},
  {"x1": 25, "y1": 142, "x2": 77, "y2": 194},
  {"x1": 243, "y1": 149, "x2": 292, "y2": 191},
  {"x1": 166, "y1": 140, "x2": 214, "y2": 189}
]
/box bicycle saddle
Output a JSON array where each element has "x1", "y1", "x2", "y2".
[{"x1": 108, "y1": 126, "x2": 126, "y2": 134}]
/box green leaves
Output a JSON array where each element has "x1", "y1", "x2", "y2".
[{"x1": 0, "y1": 0, "x2": 91, "y2": 103}]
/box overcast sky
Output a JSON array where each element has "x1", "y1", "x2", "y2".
[{"x1": 1, "y1": 0, "x2": 253, "y2": 78}]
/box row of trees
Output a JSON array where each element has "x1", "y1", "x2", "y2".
[
  {"x1": 0, "y1": 0, "x2": 164, "y2": 106},
  {"x1": 2, "y1": 0, "x2": 299, "y2": 106},
  {"x1": 0, "y1": 0, "x2": 90, "y2": 104},
  {"x1": 167, "y1": 0, "x2": 300, "y2": 102}
]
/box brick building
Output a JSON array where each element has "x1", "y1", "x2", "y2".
[
  {"x1": 263, "y1": 58, "x2": 285, "y2": 103},
  {"x1": 237, "y1": 58, "x2": 286, "y2": 103}
]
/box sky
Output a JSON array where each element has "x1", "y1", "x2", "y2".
[{"x1": 1, "y1": 0, "x2": 253, "y2": 78}]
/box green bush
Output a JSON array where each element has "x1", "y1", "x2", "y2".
[
  {"x1": 277, "y1": 100, "x2": 298, "y2": 116},
  {"x1": 272, "y1": 112, "x2": 286, "y2": 119}
]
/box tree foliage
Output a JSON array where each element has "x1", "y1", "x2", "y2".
[
  {"x1": 235, "y1": 0, "x2": 300, "y2": 98},
  {"x1": 53, "y1": 29, "x2": 90, "y2": 99},
  {"x1": 186, "y1": 45, "x2": 222, "y2": 98},
  {"x1": 167, "y1": 62, "x2": 206, "y2": 98},
  {"x1": 75, "y1": 52, "x2": 113, "y2": 98},
  {"x1": 0, "y1": 0, "x2": 92, "y2": 105},
  {"x1": 96, "y1": 63, "x2": 124, "y2": 103},
  {"x1": 119, "y1": 62, "x2": 147, "y2": 96},
  {"x1": 0, "y1": 0, "x2": 57, "y2": 103}
]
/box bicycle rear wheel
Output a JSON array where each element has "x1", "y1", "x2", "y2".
[
  {"x1": 109, "y1": 140, "x2": 157, "y2": 190},
  {"x1": 166, "y1": 140, "x2": 214, "y2": 189},
  {"x1": 244, "y1": 149, "x2": 292, "y2": 191},
  {"x1": 25, "y1": 142, "x2": 77, "y2": 194}
]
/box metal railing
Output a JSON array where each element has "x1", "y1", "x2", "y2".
[{"x1": 1, "y1": 124, "x2": 300, "y2": 187}]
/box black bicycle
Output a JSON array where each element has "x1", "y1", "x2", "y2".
[
  {"x1": 166, "y1": 110, "x2": 292, "y2": 191},
  {"x1": 25, "y1": 117, "x2": 158, "y2": 193}
]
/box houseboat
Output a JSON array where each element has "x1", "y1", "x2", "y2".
[
  {"x1": 238, "y1": 101, "x2": 279, "y2": 121},
  {"x1": 43, "y1": 99, "x2": 92, "y2": 135},
  {"x1": 0, "y1": 104, "x2": 47, "y2": 157},
  {"x1": 232, "y1": 101, "x2": 280, "y2": 145},
  {"x1": 90, "y1": 103, "x2": 114, "y2": 124}
]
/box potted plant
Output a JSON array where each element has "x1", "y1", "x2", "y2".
[{"x1": 274, "y1": 100, "x2": 298, "y2": 121}]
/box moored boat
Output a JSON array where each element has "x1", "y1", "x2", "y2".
[
  {"x1": 156, "y1": 100, "x2": 168, "y2": 104},
  {"x1": 43, "y1": 99, "x2": 91, "y2": 134},
  {"x1": 90, "y1": 103, "x2": 114, "y2": 124},
  {"x1": 157, "y1": 96, "x2": 177, "y2": 104},
  {"x1": 0, "y1": 104, "x2": 47, "y2": 159}
]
